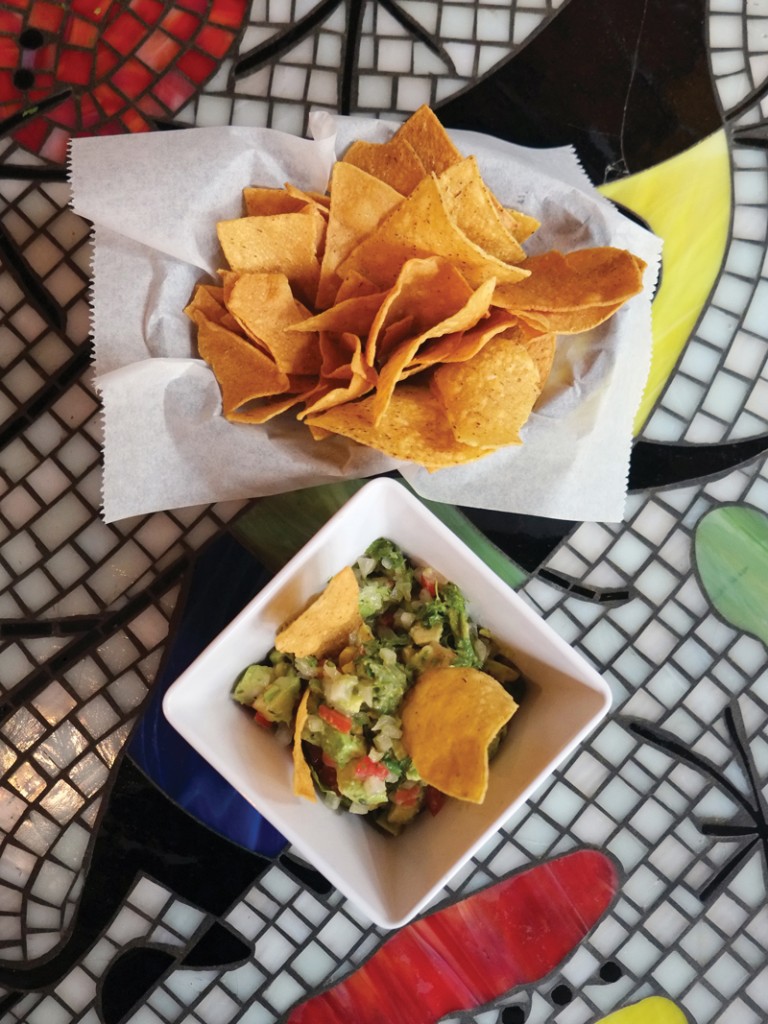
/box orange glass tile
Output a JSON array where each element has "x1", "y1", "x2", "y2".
[
  {"x1": 120, "y1": 106, "x2": 152, "y2": 132},
  {"x1": 28, "y1": 2, "x2": 66, "y2": 31},
  {"x1": 195, "y1": 24, "x2": 235, "y2": 59},
  {"x1": 111, "y1": 55, "x2": 156, "y2": 95},
  {"x1": 64, "y1": 14, "x2": 101, "y2": 48},
  {"x1": 211, "y1": 0, "x2": 248, "y2": 29},
  {"x1": 47, "y1": 95, "x2": 78, "y2": 128},
  {"x1": 136, "y1": 30, "x2": 182, "y2": 72},
  {"x1": 131, "y1": 0, "x2": 165, "y2": 24},
  {"x1": 151, "y1": 67, "x2": 197, "y2": 109},
  {"x1": 176, "y1": 48, "x2": 217, "y2": 82},
  {"x1": 58, "y1": 47, "x2": 95, "y2": 86},
  {"x1": 103, "y1": 11, "x2": 149, "y2": 55},
  {"x1": 160, "y1": 9, "x2": 199, "y2": 40},
  {"x1": 93, "y1": 81, "x2": 127, "y2": 116}
]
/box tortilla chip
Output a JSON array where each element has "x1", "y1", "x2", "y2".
[
  {"x1": 437, "y1": 157, "x2": 526, "y2": 265},
  {"x1": 370, "y1": 272, "x2": 497, "y2": 425},
  {"x1": 292, "y1": 689, "x2": 316, "y2": 801},
  {"x1": 338, "y1": 173, "x2": 531, "y2": 291},
  {"x1": 316, "y1": 162, "x2": 404, "y2": 309},
  {"x1": 401, "y1": 665, "x2": 518, "y2": 802},
  {"x1": 217, "y1": 207, "x2": 321, "y2": 306},
  {"x1": 431, "y1": 336, "x2": 541, "y2": 447},
  {"x1": 391, "y1": 104, "x2": 463, "y2": 175},
  {"x1": 306, "y1": 384, "x2": 495, "y2": 469},
  {"x1": 342, "y1": 135, "x2": 427, "y2": 195},
  {"x1": 493, "y1": 247, "x2": 645, "y2": 311},
  {"x1": 193, "y1": 312, "x2": 290, "y2": 415},
  {"x1": 275, "y1": 565, "x2": 362, "y2": 660},
  {"x1": 364, "y1": 256, "x2": 477, "y2": 368},
  {"x1": 519, "y1": 330, "x2": 557, "y2": 386},
  {"x1": 225, "y1": 271, "x2": 322, "y2": 376}
]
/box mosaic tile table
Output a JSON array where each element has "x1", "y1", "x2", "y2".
[{"x1": 1, "y1": 1, "x2": 768, "y2": 1022}]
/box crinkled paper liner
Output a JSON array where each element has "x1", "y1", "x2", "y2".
[{"x1": 69, "y1": 113, "x2": 661, "y2": 524}]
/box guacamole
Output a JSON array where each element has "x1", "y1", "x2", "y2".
[{"x1": 232, "y1": 538, "x2": 523, "y2": 834}]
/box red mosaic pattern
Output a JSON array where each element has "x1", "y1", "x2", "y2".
[{"x1": 0, "y1": 0, "x2": 248, "y2": 162}]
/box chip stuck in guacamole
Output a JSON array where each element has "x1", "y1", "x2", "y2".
[
  {"x1": 187, "y1": 105, "x2": 646, "y2": 472},
  {"x1": 231, "y1": 540, "x2": 523, "y2": 834}
]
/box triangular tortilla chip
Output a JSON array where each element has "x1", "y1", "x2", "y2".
[{"x1": 275, "y1": 566, "x2": 362, "y2": 660}]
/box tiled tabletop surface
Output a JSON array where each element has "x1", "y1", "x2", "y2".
[{"x1": 1, "y1": 2, "x2": 768, "y2": 1022}]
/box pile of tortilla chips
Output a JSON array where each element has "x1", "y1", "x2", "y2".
[{"x1": 186, "y1": 106, "x2": 646, "y2": 470}]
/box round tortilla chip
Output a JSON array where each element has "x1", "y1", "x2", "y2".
[
  {"x1": 401, "y1": 665, "x2": 518, "y2": 803},
  {"x1": 431, "y1": 336, "x2": 541, "y2": 447}
]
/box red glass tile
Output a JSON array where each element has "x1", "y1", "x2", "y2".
[
  {"x1": 46, "y1": 95, "x2": 78, "y2": 128},
  {"x1": 0, "y1": 68, "x2": 17, "y2": 97},
  {"x1": 210, "y1": 0, "x2": 248, "y2": 30},
  {"x1": 95, "y1": 45, "x2": 120, "y2": 78},
  {"x1": 95, "y1": 118, "x2": 126, "y2": 137},
  {"x1": 195, "y1": 24, "x2": 236, "y2": 59},
  {"x1": 78, "y1": 91, "x2": 101, "y2": 131},
  {"x1": 176, "y1": 48, "x2": 217, "y2": 82},
  {"x1": 136, "y1": 30, "x2": 181, "y2": 72},
  {"x1": 12, "y1": 116, "x2": 49, "y2": 152},
  {"x1": 93, "y1": 81, "x2": 127, "y2": 116},
  {"x1": 32, "y1": 73, "x2": 56, "y2": 95},
  {"x1": 151, "y1": 67, "x2": 197, "y2": 110},
  {"x1": 58, "y1": 47, "x2": 95, "y2": 87},
  {"x1": 102, "y1": 11, "x2": 149, "y2": 55},
  {"x1": 177, "y1": 0, "x2": 209, "y2": 14},
  {"x1": 34, "y1": 42, "x2": 58, "y2": 73},
  {"x1": 111, "y1": 55, "x2": 155, "y2": 95},
  {"x1": 28, "y1": 2, "x2": 66, "y2": 31},
  {"x1": 130, "y1": 0, "x2": 165, "y2": 24},
  {"x1": 0, "y1": 39, "x2": 20, "y2": 70},
  {"x1": 3, "y1": 0, "x2": 33, "y2": 11},
  {"x1": 160, "y1": 9, "x2": 200, "y2": 40},
  {"x1": 138, "y1": 92, "x2": 167, "y2": 117},
  {"x1": 71, "y1": 0, "x2": 114, "y2": 20},
  {"x1": 64, "y1": 14, "x2": 101, "y2": 48},
  {"x1": 0, "y1": 12, "x2": 23, "y2": 32}
]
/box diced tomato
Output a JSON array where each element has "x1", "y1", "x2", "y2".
[
  {"x1": 321, "y1": 750, "x2": 336, "y2": 768},
  {"x1": 253, "y1": 710, "x2": 273, "y2": 729},
  {"x1": 416, "y1": 568, "x2": 438, "y2": 597},
  {"x1": 354, "y1": 756, "x2": 389, "y2": 780},
  {"x1": 391, "y1": 783, "x2": 421, "y2": 806},
  {"x1": 317, "y1": 703, "x2": 352, "y2": 733},
  {"x1": 425, "y1": 786, "x2": 446, "y2": 816}
]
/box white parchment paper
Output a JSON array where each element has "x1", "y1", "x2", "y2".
[{"x1": 69, "y1": 113, "x2": 661, "y2": 523}]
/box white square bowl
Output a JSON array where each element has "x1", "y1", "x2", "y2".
[{"x1": 162, "y1": 477, "x2": 611, "y2": 929}]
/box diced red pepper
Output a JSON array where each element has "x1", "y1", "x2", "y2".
[
  {"x1": 391, "y1": 783, "x2": 422, "y2": 806},
  {"x1": 317, "y1": 703, "x2": 352, "y2": 733},
  {"x1": 354, "y1": 755, "x2": 389, "y2": 780},
  {"x1": 425, "y1": 786, "x2": 446, "y2": 816}
]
